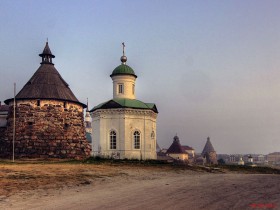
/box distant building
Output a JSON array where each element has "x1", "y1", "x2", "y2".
[
  {"x1": 181, "y1": 145, "x2": 195, "y2": 158},
  {"x1": 84, "y1": 100, "x2": 92, "y2": 145},
  {"x1": 237, "y1": 157, "x2": 244, "y2": 165},
  {"x1": 247, "y1": 155, "x2": 253, "y2": 163},
  {"x1": 201, "y1": 137, "x2": 217, "y2": 164},
  {"x1": 217, "y1": 154, "x2": 230, "y2": 163},
  {"x1": 228, "y1": 155, "x2": 236, "y2": 163},
  {"x1": 256, "y1": 155, "x2": 265, "y2": 163},
  {"x1": 0, "y1": 102, "x2": 9, "y2": 127},
  {"x1": 166, "y1": 135, "x2": 188, "y2": 161},
  {"x1": 0, "y1": 42, "x2": 91, "y2": 159},
  {"x1": 267, "y1": 152, "x2": 280, "y2": 164}
]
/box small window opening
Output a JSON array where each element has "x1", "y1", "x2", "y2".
[
  {"x1": 118, "y1": 84, "x2": 124, "y2": 94},
  {"x1": 132, "y1": 84, "x2": 135, "y2": 94},
  {"x1": 37, "y1": 100, "x2": 40, "y2": 106},
  {"x1": 28, "y1": 122, "x2": 33, "y2": 129},
  {"x1": 64, "y1": 101, "x2": 67, "y2": 108},
  {"x1": 64, "y1": 123, "x2": 70, "y2": 129}
]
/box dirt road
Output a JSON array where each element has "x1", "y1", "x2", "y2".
[{"x1": 0, "y1": 164, "x2": 279, "y2": 210}]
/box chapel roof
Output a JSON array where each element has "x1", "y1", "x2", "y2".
[
  {"x1": 4, "y1": 42, "x2": 86, "y2": 108},
  {"x1": 90, "y1": 98, "x2": 158, "y2": 113},
  {"x1": 110, "y1": 64, "x2": 137, "y2": 78},
  {"x1": 166, "y1": 135, "x2": 186, "y2": 154},
  {"x1": 110, "y1": 43, "x2": 137, "y2": 78}
]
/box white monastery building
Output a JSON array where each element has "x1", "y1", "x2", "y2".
[{"x1": 90, "y1": 44, "x2": 158, "y2": 160}]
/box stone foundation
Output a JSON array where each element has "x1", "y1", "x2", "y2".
[{"x1": 0, "y1": 100, "x2": 91, "y2": 159}]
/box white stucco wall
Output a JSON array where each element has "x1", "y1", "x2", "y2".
[
  {"x1": 168, "y1": 153, "x2": 188, "y2": 161},
  {"x1": 92, "y1": 108, "x2": 157, "y2": 160}
]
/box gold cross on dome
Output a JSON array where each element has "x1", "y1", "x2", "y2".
[{"x1": 122, "y1": 42, "x2": 125, "y2": 56}]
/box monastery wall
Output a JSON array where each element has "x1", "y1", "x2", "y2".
[{"x1": 0, "y1": 100, "x2": 91, "y2": 159}]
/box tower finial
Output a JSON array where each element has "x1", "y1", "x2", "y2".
[
  {"x1": 39, "y1": 41, "x2": 55, "y2": 64},
  {"x1": 122, "y1": 42, "x2": 125, "y2": 56},
  {"x1": 86, "y1": 98, "x2": 89, "y2": 111},
  {"x1": 120, "y1": 42, "x2": 127, "y2": 64}
]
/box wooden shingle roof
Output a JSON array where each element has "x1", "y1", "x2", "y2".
[
  {"x1": 201, "y1": 137, "x2": 216, "y2": 156},
  {"x1": 5, "y1": 42, "x2": 86, "y2": 108}
]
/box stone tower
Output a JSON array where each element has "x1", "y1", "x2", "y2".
[
  {"x1": 201, "y1": 137, "x2": 217, "y2": 164},
  {"x1": 0, "y1": 42, "x2": 91, "y2": 159}
]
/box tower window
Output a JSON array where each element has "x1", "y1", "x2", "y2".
[
  {"x1": 37, "y1": 100, "x2": 40, "y2": 106},
  {"x1": 110, "y1": 130, "x2": 117, "y2": 149},
  {"x1": 118, "y1": 84, "x2": 124, "y2": 94},
  {"x1": 132, "y1": 84, "x2": 135, "y2": 94},
  {"x1": 134, "y1": 131, "x2": 140, "y2": 149},
  {"x1": 63, "y1": 101, "x2": 67, "y2": 108}
]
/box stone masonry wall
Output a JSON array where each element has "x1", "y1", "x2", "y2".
[
  {"x1": 206, "y1": 151, "x2": 218, "y2": 165},
  {"x1": 0, "y1": 127, "x2": 9, "y2": 155},
  {"x1": 0, "y1": 100, "x2": 91, "y2": 159}
]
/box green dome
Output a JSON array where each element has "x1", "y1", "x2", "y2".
[{"x1": 110, "y1": 64, "x2": 137, "y2": 78}]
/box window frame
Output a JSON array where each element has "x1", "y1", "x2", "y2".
[
  {"x1": 134, "y1": 130, "x2": 141, "y2": 149},
  {"x1": 118, "y1": 83, "x2": 124, "y2": 94},
  {"x1": 110, "y1": 130, "x2": 117, "y2": 150}
]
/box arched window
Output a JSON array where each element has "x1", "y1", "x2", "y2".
[
  {"x1": 110, "y1": 130, "x2": 117, "y2": 149},
  {"x1": 134, "y1": 131, "x2": 140, "y2": 149}
]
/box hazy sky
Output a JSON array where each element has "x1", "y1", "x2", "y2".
[{"x1": 0, "y1": 0, "x2": 279, "y2": 154}]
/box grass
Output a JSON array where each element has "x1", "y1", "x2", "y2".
[{"x1": 1, "y1": 157, "x2": 280, "y2": 174}]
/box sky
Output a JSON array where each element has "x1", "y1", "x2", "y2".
[{"x1": 0, "y1": 0, "x2": 279, "y2": 155}]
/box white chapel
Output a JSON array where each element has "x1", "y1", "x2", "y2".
[{"x1": 90, "y1": 43, "x2": 158, "y2": 160}]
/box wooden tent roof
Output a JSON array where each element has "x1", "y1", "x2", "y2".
[
  {"x1": 166, "y1": 135, "x2": 186, "y2": 154},
  {"x1": 201, "y1": 137, "x2": 216, "y2": 156},
  {"x1": 5, "y1": 42, "x2": 86, "y2": 108}
]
